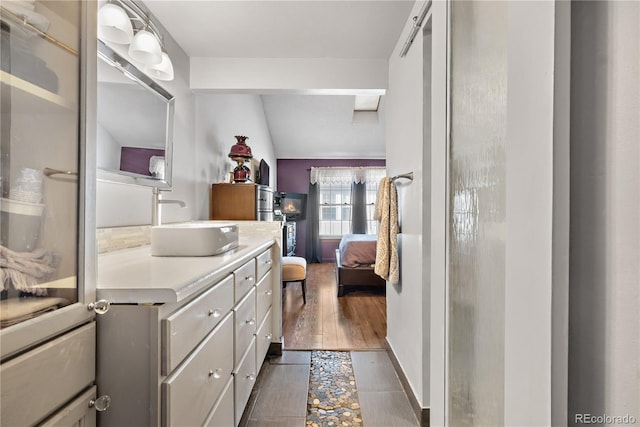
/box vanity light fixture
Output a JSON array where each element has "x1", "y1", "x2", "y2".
[
  {"x1": 145, "y1": 51, "x2": 174, "y2": 81},
  {"x1": 97, "y1": 3, "x2": 133, "y2": 44},
  {"x1": 128, "y1": 28, "x2": 162, "y2": 65},
  {"x1": 97, "y1": 0, "x2": 174, "y2": 80}
]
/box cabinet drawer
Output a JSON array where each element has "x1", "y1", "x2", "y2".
[
  {"x1": 0, "y1": 322, "x2": 95, "y2": 427},
  {"x1": 255, "y1": 269, "x2": 273, "y2": 325},
  {"x1": 234, "y1": 338, "x2": 257, "y2": 426},
  {"x1": 256, "y1": 307, "x2": 273, "y2": 367},
  {"x1": 163, "y1": 274, "x2": 233, "y2": 374},
  {"x1": 163, "y1": 313, "x2": 233, "y2": 427},
  {"x1": 256, "y1": 248, "x2": 273, "y2": 281},
  {"x1": 203, "y1": 377, "x2": 234, "y2": 427},
  {"x1": 41, "y1": 386, "x2": 97, "y2": 427},
  {"x1": 234, "y1": 287, "x2": 256, "y2": 368},
  {"x1": 233, "y1": 258, "x2": 256, "y2": 302}
]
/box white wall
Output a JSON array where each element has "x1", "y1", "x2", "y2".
[
  {"x1": 385, "y1": 0, "x2": 428, "y2": 408},
  {"x1": 428, "y1": 0, "x2": 449, "y2": 424},
  {"x1": 191, "y1": 58, "x2": 387, "y2": 94},
  {"x1": 504, "y1": 2, "x2": 570, "y2": 425},
  {"x1": 194, "y1": 94, "x2": 277, "y2": 220},
  {"x1": 385, "y1": 2, "x2": 449, "y2": 415},
  {"x1": 569, "y1": 1, "x2": 639, "y2": 423},
  {"x1": 96, "y1": 123, "x2": 120, "y2": 171}
]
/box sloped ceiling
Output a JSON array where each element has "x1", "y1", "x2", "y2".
[
  {"x1": 262, "y1": 94, "x2": 385, "y2": 159},
  {"x1": 144, "y1": 1, "x2": 413, "y2": 159}
]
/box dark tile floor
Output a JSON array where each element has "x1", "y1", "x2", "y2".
[{"x1": 240, "y1": 350, "x2": 419, "y2": 427}]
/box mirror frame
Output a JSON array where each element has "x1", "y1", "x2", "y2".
[{"x1": 96, "y1": 39, "x2": 175, "y2": 188}]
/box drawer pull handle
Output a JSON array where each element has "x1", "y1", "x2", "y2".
[
  {"x1": 209, "y1": 368, "x2": 223, "y2": 379},
  {"x1": 264, "y1": 259, "x2": 272, "y2": 265},
  {"x1": 265, "y1": 290, "x2": 273, "y2": 296},
  {"x1": 208, "y1": 309, "x2": 222, "y2": 318},
  {"x1": 246, "y1": 318, "x2": 256, "y2": 326},
  {"x1": 245, "y1": 275, "x2": 254, "y2": 283},
  {"x1": 265, "y1": 333, "x2": 273, "y2": 340},
  {"x1": 246, "y1": 373, "x2": 256, "y2": 381}
]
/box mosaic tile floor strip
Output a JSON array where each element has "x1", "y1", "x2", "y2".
[{"x1": 307, "y1": 351, "x2": 363, "y2": 426}]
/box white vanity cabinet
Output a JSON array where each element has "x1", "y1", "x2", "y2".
[
  {"x1": 0, "y1": 1, "x2": 100, "y2": 425},
  {"x1": 96, "y1": 239, "x2": 278, "y2": 426},
  {"x1": 254, "y1": 257, "x2": 275, "y2": 374},
  {"x1": 231, "y1": 247, "x2": 275, "y2": 426}
]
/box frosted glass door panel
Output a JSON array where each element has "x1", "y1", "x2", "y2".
[
  {"x1": 448, "y1": 1, "x2": 507, "y2": 425},
  {"x1": 0, "y1": 1, "x2": 80, "y2": 328}
]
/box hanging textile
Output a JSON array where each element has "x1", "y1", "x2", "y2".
[{"x1": 309, "y1": 167, "x2": 386, "y2": 185}]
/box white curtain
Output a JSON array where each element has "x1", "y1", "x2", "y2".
[{"x1": 309, "y1": 166, "x2": 386, "y2": 185}]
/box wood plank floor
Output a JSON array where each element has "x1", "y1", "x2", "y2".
[{"x1": 282, "y1": 263, "x2": 387, "y2": 350}]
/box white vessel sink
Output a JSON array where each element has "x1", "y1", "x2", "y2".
[{"x1": 151, "y1": 222, "x2": 239, "y2": 257}]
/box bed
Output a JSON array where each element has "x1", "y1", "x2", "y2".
[{"x1": 335, "y1": 234, "x2": 386, "y2": 296}]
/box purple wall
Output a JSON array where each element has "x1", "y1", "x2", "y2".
[
  {"x1": 276, "y1": 158, "x2": 386, "y2": 261},
  {"x1": 120, "y1": 147, "x2": 165, "y2": 176}
]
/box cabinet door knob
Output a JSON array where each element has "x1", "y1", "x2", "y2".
[
  {"x1": 264, "y1": 259, "x2": 272, "y2": 265},
  {"x1": 89, "y1": 395, "x2": 112, "y2": 412},
  {"x1": 265, "y1": 333, "x2": 273, "y2": 340},
  {"x1": 265, "y1": 290, "x2": 273, "y2": 296},
  {"x1": 87, "y1": 299, "x2": 111, "y2": 314},
  {"x1": 209, "y1": 368, "x2": 223, "y2": 379},
  {"x1": 245, "y1": 275, "x2": 254, "y2": 282},
  {"x1": 208, "y1": 308, "x2": 222, "y2": 318},
  {"x1": 246, "y1": 318, "x2": 256, "y2": 326},
  {"x1": 246, "y1": 373, "x2": 256, "y2": 381}
]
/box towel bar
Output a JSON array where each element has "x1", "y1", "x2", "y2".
[{"x1": 391, "y1": 172, "x2": 413, "y2": 182}]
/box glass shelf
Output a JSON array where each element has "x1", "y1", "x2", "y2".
[{"x1": 0, "y1": 70, "x2": 75, "y2": 113}]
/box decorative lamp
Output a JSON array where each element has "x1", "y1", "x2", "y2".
[{"x1": 228, "y1": 135, "x2": 253, "y2": 183}]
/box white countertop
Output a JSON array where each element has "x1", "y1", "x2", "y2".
[{"x1": 97, "y1": 236, "x2": 274, "y2": 304}]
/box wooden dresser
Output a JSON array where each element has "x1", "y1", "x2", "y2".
[{"x1": 210, "y1": 183, "x2": 274, "y2": 221}]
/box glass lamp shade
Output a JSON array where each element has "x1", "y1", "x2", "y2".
[
  {"x1": 128, "y1": 29, "x2": 162, "y2": 65},
  {"x1": 228, "y1": 135, "x2": 253, "y2": 161},
  {"x1": 145, "y1": 52, "x2": 174, "y2": 81},
  {"x1": 98, "y1": 3, "x2": 133, "y2": 44}
]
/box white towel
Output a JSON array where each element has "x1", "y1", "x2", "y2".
[
  {"x1": 374, "y1": 177, "x2": 399, "y2": 285},
  {"x1": 0, "y1": 297, "x2": 69, "y2": 327},
  {"x1": 3, "y1": 1, "x2": 35, "y2": 11},
  {"x1": 2, "y1": 3, "x2": 50, "y2": 33},
  {"x1": 0, "y1": 246, "x2": 56, "y2": 295}
]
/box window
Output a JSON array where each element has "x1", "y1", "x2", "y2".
[
  {"x1": 319, "y1": 183, "x2": 352, "y2": 237},
  {"x1": 311, "y1": 166, "x2": 386, "y2": 238},
  {"x1": 365, "y1": 180, "x2": 380, "y2": 235},
  {"x1": 318, "y1": 180, "x2": 382, "y2": 237}
]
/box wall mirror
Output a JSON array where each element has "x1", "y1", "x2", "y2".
[{"x1": 96, "y1": 40, "x2": 175, "y2": 188}]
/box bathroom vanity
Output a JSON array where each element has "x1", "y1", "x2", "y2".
[{"x1": 96, "y1": 236, "x2": 280, "y2": 426}]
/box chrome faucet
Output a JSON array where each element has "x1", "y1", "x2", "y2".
[{"x1": 151, "y1": 187, "x2": 186, "y2": 226}]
